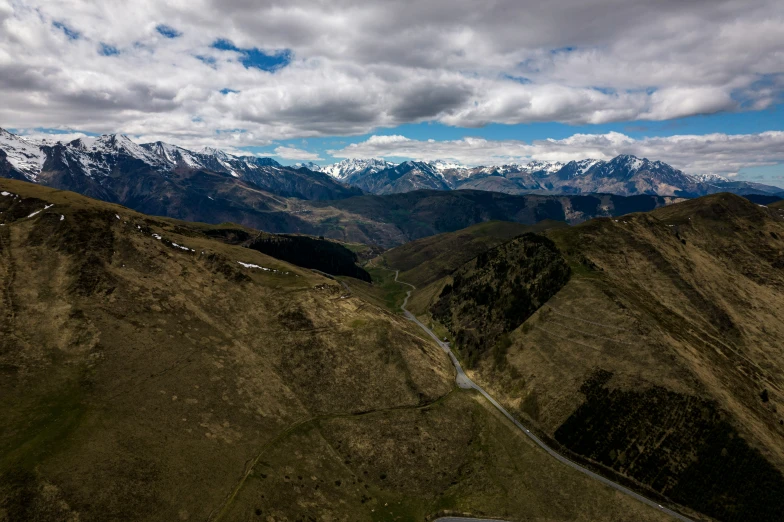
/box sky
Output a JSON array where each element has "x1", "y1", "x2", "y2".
[{"x1": 1, "y1": 0, "x2": 783, "y2": 185}]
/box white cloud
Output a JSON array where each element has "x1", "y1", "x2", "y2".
[
  {"x1": 272, "y1": 145, "x2": 322, "y2": 161},
  {"x1": 0, "y1": 0, "x2": 781, "y2": 148},
  {"x1": 328, "y1": 131, "x2": 784, "y2": 177}
]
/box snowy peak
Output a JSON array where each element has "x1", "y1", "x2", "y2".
[
  {"x1": 0, "y1": 129, "x2": 46, "y2": 180},
  {"x1": 692, "y1": 173, "x2": 730, "y2": 184},
  {"x1": 611, "y1": 154, "x2": 646, "y2": 172},
  {"x1": 522, "y1": 160, "x2": 564, "y2": 174},
  {"x1": 142, "y1": 141, "x2": 205, "y2": 169},
  {"x1": 321, "y1": 158, "x2": 395, "y2": 180},
  {"x1": 293, "y1": 161, "x2": 322, "y2": 171},
  {"x1": 92, "y1": 134, "x2": 164, "y2": 165}
]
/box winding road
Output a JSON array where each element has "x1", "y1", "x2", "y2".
[{"x1": 389, "y1": 270, "x2": 695, "y2": 522}]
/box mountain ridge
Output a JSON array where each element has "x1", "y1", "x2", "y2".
[{"x1": 311, "y1": 153, "x2": 783, "y2": 198}]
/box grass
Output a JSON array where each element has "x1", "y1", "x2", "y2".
[
  {"x1": 0, "y1": 178, "x2": 456, "y2": 520},
  {"x1": 349, "y1": 266, "x2": 411, "y2": 313},
  {"x1": 222, "y1": 388, "x2": 672, "y2": 522}
]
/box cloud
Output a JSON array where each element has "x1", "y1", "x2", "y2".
[
  {"x1": 0, "y1": 0, "x2": 781, "y2": 145},
  {"x1": 328, "y1": 131, "x2": 784, "y2": 176},
  {"x1": 273, "y1": 145, "x2": 323, "y2": 161}
]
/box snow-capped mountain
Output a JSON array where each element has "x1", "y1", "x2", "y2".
[
  {"x1": 694, "y1": 173, "x2": 731, "y2": 183},
  {"x1": 520, "y1": 160, "x2": 565, "y2": 174},
  {"x1": 4, "y1": 127, "x2": 782, "y2": 204},
  {"x1": 320, "y1": 158, "x2": 395, "y2": 181},
  {"x1": 309, "y1": 153, "x2": 782, "y2": 197},
  {"x1": 0, "y1": 128, "x2": 361, "y2": 205},
  {"x1": 343, "y1": 160, "x2": 452, "y2": 194},
  {"x1": 292, "y1": 161, "x2": 322, "y2": 171},
  {"x1": 0, "y1": 128, "x2": 49, "y2": 180}
]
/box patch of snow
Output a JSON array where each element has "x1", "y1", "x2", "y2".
[
  {"x1": 115, "y1": 214, "x2": 120, "y2": 220},
  {"x1": 151, "y1": 233, "x2": 162, "y2": 240},
  {"x1": 171, "y1": 242, "x2": 195, "y2": 252},
  {"x1": 60, "y1": 215, "x2": 65, "y2": 221},
  {"x1": 237, "y1": 261, "x2": 279, "y2": 272},
  {"x1": 27, "y1": 209, "x2": 43, "y2": 218},
  {"x1": 628, "y1": 157, "x2": 644, "y2": 171},
  {"x1": 1, "y1": 191, "x2": 13, "y2": 197}
]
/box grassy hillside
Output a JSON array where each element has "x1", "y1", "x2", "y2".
[
  {"x1": 402, "y1": 193, "x2": 784, "y2": 522},
  {"x1": 0, "y1": 179, "x2": 673, "y2": 522}
]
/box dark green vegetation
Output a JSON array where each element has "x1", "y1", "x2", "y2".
[
  {"x1": 743, "y1": 194, "x2": 783, "y2": 206},
  {"x1": 387, "y1": 192, "x2": 784, "y2": 522},
  {"x1": 0, "y1": 179, "x2": 672, "y2": 522},
  {"x1": 556, "y1": 370, "x2": 784, "y2": 522},
  {"x1": 381, "y1": 220, "x2": 567, "y2": 288},
  {"x1": 431, "y1": 234, "x2": 570, "y2": 368},
  {"x1": 247, "y1": 233, "x2": 371, "y2": 281}
]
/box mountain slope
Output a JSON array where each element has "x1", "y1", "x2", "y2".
[
  {"x1": 306, "y1": 189, "x2": 676, "y2": 247},
  {"x1": 396, "y1": 193, "x2": 784, "y2": 522},
  {"x1": 0, "y1": 179, "x2": 675, "y2": 522}
]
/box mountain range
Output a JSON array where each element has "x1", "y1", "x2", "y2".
[
  {"x1": 2, "y1": 128, "x2": 783, "y2": 248},
  {"x1": 0, "y1": 128, "x2": 360, "y2": 203},
  {"x1": 303, "y1": 156, "x2": 784, "y2": 198}
]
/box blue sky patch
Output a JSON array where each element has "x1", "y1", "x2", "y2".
[
  {"x1": 195, "y1": 55, "x2": 217, "y2": 67},
  {"x1": 220, "y1": 88, "x2": 239, "y2": 95},
  {"x1": 156, "y1": 24, "x2": 182, "y2": 38},
  {"x1": 211, "y1": 39, "x2": 292, "y2": 71},
  {"x1": 99, "y1": 43, "x2": 120, "y2": 56},
  {"x1": 53, "y1": 21, "x2": 80, "y2": 40}
]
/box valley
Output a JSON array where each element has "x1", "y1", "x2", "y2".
[{"x1": 0, "y1": 179, "x2": 678, "y2": 522}]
